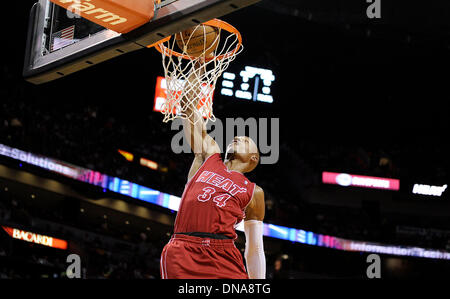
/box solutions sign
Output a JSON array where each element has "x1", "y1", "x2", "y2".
[{"x1": 322, "y1": 171, "x2": 400, "y2": 191}]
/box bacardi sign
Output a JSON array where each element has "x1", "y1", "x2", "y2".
[{"x1": 2, "y1": 226, "x2": 68, "y2": 250}]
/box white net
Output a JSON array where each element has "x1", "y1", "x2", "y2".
[{"x1": 157, "y1": 21, "x2": 243, "y2": 125}]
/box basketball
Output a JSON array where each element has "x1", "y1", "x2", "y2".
[{"x1": 175, "y1": 25, "x2": 220, "y2": 57}]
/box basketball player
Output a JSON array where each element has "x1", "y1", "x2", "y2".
[{"x1": 160, "y1": 62, "x2": 266, "y2": 279}]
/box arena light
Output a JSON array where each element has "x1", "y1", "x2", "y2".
[
  {"x1": 118, "y1": 149, "x2": 134, "y2": 162},
  {"x1": 140, "y1": 157, "x2": 158, "y2": 170},
  {"x1": 3, "y1": 144, "x2": 450, "y2": 260},
  {"x1": 2, "y1": 226, "x2": 68, "y2": 250},
  {"x1": 118, "y1": 148, "x2": 162, "y2": 172},
  {"x1": 412, "y1": 183, "x2": 448, "y2": 197},
  {"x1": 322, "y1": 171, "x2": 400, "y2": 191}
]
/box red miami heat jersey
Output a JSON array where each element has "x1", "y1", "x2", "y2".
[{"x1": 174, "y1": 153, "x2": 256, "y2": 240}]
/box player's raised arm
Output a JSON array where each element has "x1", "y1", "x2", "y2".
[
  {"x1": 182, "y1": 59, "x2": 220, "y2": 181},
  {"x1": 244, "y1": 185, "x2": 266, "y2": 279}
]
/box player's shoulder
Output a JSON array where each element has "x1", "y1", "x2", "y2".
[
  {"x1": 253, "y1": 184, "x2": 264, "y2": 198},
  {"x1": 204, "y1": 152, "x2": 222, "y2": 162},
  {"x1": 245, "y1": 184, "x2": 265, "y2": 219},
  {"x1": 199, "y1": 152, "x2": 221, "y2": 169}
]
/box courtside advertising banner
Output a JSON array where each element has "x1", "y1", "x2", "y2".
[
  {"x1": 2, "y1": 226, "x2": 68, "y2": 250},
  {"x1": 322, "y1": 171, "x2": 400, "y2": 191}
]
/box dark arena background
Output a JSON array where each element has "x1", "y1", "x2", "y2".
[{"x1": 1, "y1": 0, "x2": 450, "y2": 283}]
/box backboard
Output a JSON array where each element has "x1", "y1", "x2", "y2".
[{"x1": 23, "y1": 0, "x2": 261, "y2": 84}]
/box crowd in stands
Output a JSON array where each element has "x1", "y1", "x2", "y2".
[{"x1": 0, "y1": 187, "x2": 163, "y2": 279}]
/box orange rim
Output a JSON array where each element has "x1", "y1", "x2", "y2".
[
  {"x1": 151, "y1": 19, "x2": 242, "y2": 61},
  {"x1": 146, "y1": 35, "x2": 171, "y2": 49}
]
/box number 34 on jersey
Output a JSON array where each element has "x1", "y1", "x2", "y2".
[{"x1": 196, "y1": 170, "x2": 247, "y2": 208}]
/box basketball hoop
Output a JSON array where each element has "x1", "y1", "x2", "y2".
[{"x1": 152, "y1": 19, "x2": 243, "y2": 125}]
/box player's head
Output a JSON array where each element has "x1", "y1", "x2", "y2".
[{"x1": 224, "y1": 136, "x2": 259, "y2": 173}]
